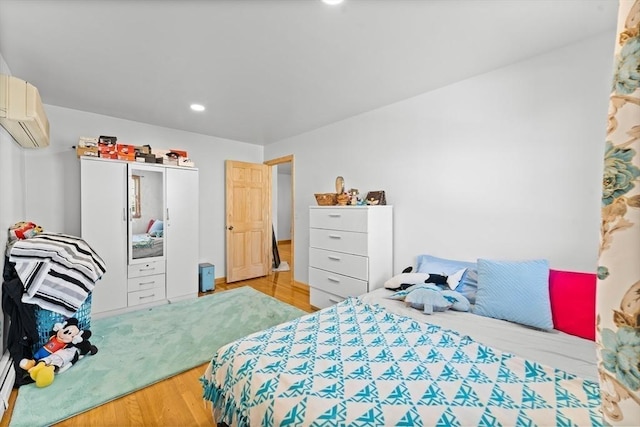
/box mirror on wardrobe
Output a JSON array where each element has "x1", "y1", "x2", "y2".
[{"x1": 128, "y1": 165, "x2": 165, "y2": 262}]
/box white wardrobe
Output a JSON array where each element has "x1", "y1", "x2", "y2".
[{"x1": 80, "y1": 157, "x2": 199, "y2": 317}]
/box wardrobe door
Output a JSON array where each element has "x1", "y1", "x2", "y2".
[
  {"x1": 165, "y1": 167, "x2": 199, "y2": 301},
  {"x1": 127, "y1": 164, "x2": 166, "y2": 265},
  {"x1": 80, "y1": 158, "x2": 128, "y2": 314}
]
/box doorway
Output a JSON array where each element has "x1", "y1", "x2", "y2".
[{"x1": 264, "y1": 155, "x2": 294, "y2": 282}]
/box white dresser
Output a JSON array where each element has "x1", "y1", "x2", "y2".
[{"x1": 308, "y1": 206, "x2": 393, "y2": 309}]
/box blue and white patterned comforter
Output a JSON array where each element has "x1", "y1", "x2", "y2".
[{"x1": 202, "y1": 298, "x2": 601, "y2": 426}]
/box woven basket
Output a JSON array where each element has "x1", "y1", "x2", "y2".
[
  {"x1": 32, "y1": 293, "x2": 93, "y2": 353},
  {"x1": 315, "y1": 193, "x2": 337, "y2": 206}
]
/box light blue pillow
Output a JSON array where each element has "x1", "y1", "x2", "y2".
[
  {"x1": 473, "y1": 258, "x2": 553, "y2": 330},
  {"x1": 416, "y1": 254, "x2": 476, "y2": 276},
  {"x1": 455, "y1": 268, "x2": 478, "y2": 304},
  {"x1": 148, "y1": 220, "x2": 163, "y2": 234}
]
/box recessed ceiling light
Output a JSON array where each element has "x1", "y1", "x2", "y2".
[
  {"x1": 322, "y1": 0, "x2": 344, "y2": 5},
  {"x1": 190, "y1": 104, "x2": 205, "y2": 112}
]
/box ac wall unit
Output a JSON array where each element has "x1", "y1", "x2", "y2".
[{"x1": 0, "y1": 74, "x2": 50, "y2": 148}]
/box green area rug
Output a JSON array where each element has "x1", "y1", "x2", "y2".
[{"x1": 10, "y1": 286, "x2": 307, "y2": 427}]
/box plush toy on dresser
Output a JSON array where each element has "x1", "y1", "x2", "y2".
[{"x1": 19, "y1": 318, "x2": 98, "y2": 388}]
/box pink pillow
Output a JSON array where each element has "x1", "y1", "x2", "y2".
[
  {"x1": 548, "y1": 269, "x2": 596, "y2": 341},
  {"x1": 146, "y1": 219, "x2": 156, "y2": 233}
]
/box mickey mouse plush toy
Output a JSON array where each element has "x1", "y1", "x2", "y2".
[{"x1": 19, "y1": 318, "x2": 98, "y2": 387}]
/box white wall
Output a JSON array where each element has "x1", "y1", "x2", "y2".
[
  {"x1": 22, "y1": 106, "x2": 263, "y2": 278},
  {"x1": 0, "y1": 53, "x2": 26, "y2": 348},
  {"x1": 271, "y1": 168, "x2": 278, "y2": 239},
  {"x1": 265, "y1": 32, "x2": 614, "y2": 283},
  {"x1": 277, "y1": 171, "x2": 292, "y2": 241}
]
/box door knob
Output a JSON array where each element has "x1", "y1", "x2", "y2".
[{"x1": 227, "y1": 226, "x2": 234, "y2": 231}]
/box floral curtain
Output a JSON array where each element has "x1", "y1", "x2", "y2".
[{"x1": 597, "y1": 0, "x2": 640, "y2": 424}]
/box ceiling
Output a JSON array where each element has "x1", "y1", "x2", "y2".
[{"x1": 0, "y1": 0, "x2": 618, "y2": 146}]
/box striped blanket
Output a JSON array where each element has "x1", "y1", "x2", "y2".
[
  {"x1": 203, "y1": 298, "x2": 601, "y2": 427},
  {"x1": 9, "y1": 233, "x2": 106, "y2": 317}
]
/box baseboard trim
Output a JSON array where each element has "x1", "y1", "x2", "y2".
[
  {"x1": 293, "y1": 280, "x2": 309, "y2": 293},
  {"x1": 214, "y1": 277, "x2": 307, "y2": 294}
]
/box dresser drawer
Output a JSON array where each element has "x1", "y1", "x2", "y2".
[
  {"x1": 128, "y1": 260, "x2": 165, "y2": 278},
  {"x1": 309, "y1": 228, "x2": 368, "y2": 256},
  {"x1": 310, "y1": 208, "x2": 368, "y2": 232},
  {"x1": 309, "y1": 267, "x2": 368, "y2": 299},
  {"x1": 127, "y1": 273, "x2": 165, "y2": 293},
  {"x1": 310, "y1": 287, "x2": 346, "y2": 309},
  {"x1": 309, "y1": 247, "x2": 368, "y2": 280},
  {"x1": 128, "y1": 286, "x2": 166, "y2": 307}
]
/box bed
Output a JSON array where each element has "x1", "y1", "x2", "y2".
[
  {"x1": 131, "y1": 233, "x2": 164, "y2": 259},
  {"x1": 202, "y1": 257, "x2": 600, "y2": 426}
]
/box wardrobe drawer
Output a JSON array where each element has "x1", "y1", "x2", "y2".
[
  {"x1": 128, "y1": 260, "x2": 165, "y2": 278},
  {"x1": 309, "y1": 228, "x2": 368, "y2": 256},
  {"x1": 308, "y1": 267, "x2": 368, "y2": 299},
  {"x1": 310, "y1": 208, "x2": 368, "y2": 232},
  {"x1": 309, "y1": 247, "x2": 368, "y2": 281},
  {"x1": 127, "y1": 273, "x2": 165, "y2": 293},
  {"x1": 310, "y1": 287, "x2": 346, "y2": 309},
  {"x1": 128, "y1": 286, "x2": 166, "y2": 307}
]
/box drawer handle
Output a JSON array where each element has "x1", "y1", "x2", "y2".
[
  {"x1": 328, "y1": 297, "x2": 342, "y2": 303},
  {"x1": 139, "y1": 267, "x2": 156, "y2": 272},
  {"x1": 327, "y1": 277, "x2": 340, "y2": 283},
  {"x1": 139, "y1": 293, "x2": 155, "y2": 299},
  {"x1": 328, "y1": 214, "x2": 341, "y2": 218},
  {"x1": 328, "y1": 234, "x2": 342, "y2": 239},
  {"x1": 328, "y1": 256, "x2": 341, "y2": 261},
  {"x1": 138, "y1": 281, "x2": 155, "y2": 286}
]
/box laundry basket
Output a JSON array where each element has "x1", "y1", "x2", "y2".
[{"x1": 32, "y1": 293, "x2": 93, "y2": 353}]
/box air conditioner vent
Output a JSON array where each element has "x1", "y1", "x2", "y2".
[{"x1": 0, "y1": 74, "x2": 50, "y2": 148}]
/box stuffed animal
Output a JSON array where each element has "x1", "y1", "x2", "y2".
[
  {"x1": 388, "y1": 283, "x2": 471, "y2": 315},
  {"x1": 384, "y1": 266, "x2": 466, "y2": 292},
  {"x1": 19, "y1": 318, "x2": 98, "y2": 387},
  {"x1": 8, "y1": 221, "x2": 43, "y2": 242}
]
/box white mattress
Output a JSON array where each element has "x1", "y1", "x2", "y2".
[{"x1": 359, "y1": 288, "x2": 598, "y2": 382}]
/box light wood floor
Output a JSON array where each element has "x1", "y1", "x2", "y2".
[{"x1": 2, "y1": 242, "x2": 312, "y2": 427}]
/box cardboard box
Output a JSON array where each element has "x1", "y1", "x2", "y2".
[
  {"x1": 116, "y1": 144, "x2": 136, "y2": 161},
  {"x1": 76, "y1": 146, "x2": 99, "y2": 158},
  {"x1": 178, "y1": 157, "x2": 195, "y2": 167},
  {"x1": 98, "y1": 143, "x2": 117, "y2": 159},
  {"x1": 134, "y1": 144, "x2": 152, "y2": 155},
  {"x1": 98, "y1": 142, "x2": 116, "y2": 153},
  {"x1": 100, "y1": 151, "x2": 118, "y2": 159},
  {"x1": 98, "y1": 135, "x2": 117, "y2": 144},
  {"x1": 153, "y1": 149, "x2": 177, "y2": 165},
  {"x1": 117, "y1": 144, "x2": 135, "y2": 155},
  {"x1": 78, "y1": 137, "x2": 98, "y2": 147},
  {"x1": 170, "y1": 149, "x2": 188, "y2": 158},
  {"x1": 135, "y1": 153, "x2": 157, "y2": 163}
]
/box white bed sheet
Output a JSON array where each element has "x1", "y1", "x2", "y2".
[{"x1": 359, "y1": 288, "x2": 598, "y2": 382}]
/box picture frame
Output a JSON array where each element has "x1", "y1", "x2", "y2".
[{"x1": 365, "y1": 190, "x2": 386, "y2": 205}]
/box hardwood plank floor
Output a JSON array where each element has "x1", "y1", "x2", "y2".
[{"x1": 2, "y1": 242, "x2": 311, "y2": 426}]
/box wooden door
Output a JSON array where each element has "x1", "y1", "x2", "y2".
[{"x1": 226, "y1": 160, "x2": 271, "y2": 283}]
